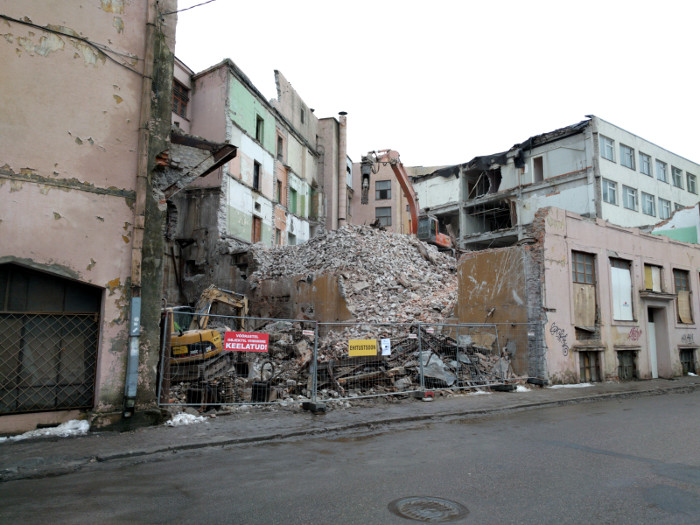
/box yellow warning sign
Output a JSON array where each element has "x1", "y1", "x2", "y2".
[{"x1": 348, "y1": 339, "x2": 377, "y2": 356}]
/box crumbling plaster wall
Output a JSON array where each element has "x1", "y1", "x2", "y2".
[
  {"x1": 0, "y1": 0, "x2": 176, "y2": 416},
  {"x1": 541, "y1": 207, "x2": 700, "y2": 383}
]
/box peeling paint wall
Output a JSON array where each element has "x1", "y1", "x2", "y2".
[
  {"x1": 541, "y1": 207, "x2": 700, "y2": 383},
  {"x1": 0, "y1": 0, "x2": 176, "y2": 429}
]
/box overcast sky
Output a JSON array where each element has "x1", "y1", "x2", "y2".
[{"x1": 174, "y1": 0, "x2": 700, "y2": 168}]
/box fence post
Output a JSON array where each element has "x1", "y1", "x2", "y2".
[
  {"x1": 311, "y1": 321, "x2": 319, "y2": 403},
  {"x1": 417, "y1": 323, "x2": 425, "y2": 392},
  {"x1": 157, "y1": 309, "x2": 170, "y2": 405}
]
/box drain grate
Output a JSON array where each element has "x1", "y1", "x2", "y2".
[{"x1": 388, "y1": 496, "x2": 469, "y2": 522}]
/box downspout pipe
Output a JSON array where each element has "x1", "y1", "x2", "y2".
[
  {"x1": 123, "y1": 0, "x2": 158, "y2": 418},
  {"x1": 337, "y1": 112, "x2": 348, "y2": 228}
]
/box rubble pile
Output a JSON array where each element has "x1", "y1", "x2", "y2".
[{"x1": 249, "y1": 225, "x2": 458, "y2": 324}]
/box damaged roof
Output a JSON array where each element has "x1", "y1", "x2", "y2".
[{"x1": 414, "y1": 118, "x2": 591, "y2": 182}]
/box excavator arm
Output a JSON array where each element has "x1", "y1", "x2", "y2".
[{"x1": 190, "y1": 285, "x2": 248, "y2": 330}]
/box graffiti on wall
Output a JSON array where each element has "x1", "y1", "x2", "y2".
[
  {"x1": 549, "y1": 322, "x2": 570, "y2": 356},
  {"x1": 628, "y1": 327, "x2": 642, "y2": 342},
  {"x1": 681, "y1": 333, "x2": 695, "y2": 345}
]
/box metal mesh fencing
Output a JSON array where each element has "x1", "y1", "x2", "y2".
[
  {"x1": 314, "y1": 322, "x2": 420, "y2": 400},
  {"x1": 158, "y1": 309, "x2": 317, "y2": 408},
  {"x1": 0, "y1": 313, "x2": 99, "y2": 415}
]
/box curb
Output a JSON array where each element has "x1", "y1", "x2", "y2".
[{"x1": 2, "y1": 382, "x2": 698, "y2": 483}]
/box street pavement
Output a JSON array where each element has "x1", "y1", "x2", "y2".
[{"x1": 1, "y1": 376, "x2": 698, "y2": 483}]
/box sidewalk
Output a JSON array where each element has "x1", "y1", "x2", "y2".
[{"x1": 1, "y1": 376, "x2": 698, "y2": 483}]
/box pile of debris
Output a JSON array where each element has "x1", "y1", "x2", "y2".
[{"x1": 248, "y1": 225, "x2": 458, "y2": 324}]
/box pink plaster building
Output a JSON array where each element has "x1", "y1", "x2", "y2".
[
  {"x1": 0, "y1": 1, "x2": 177, "y2": 433},
  {"x1": 458, "y1": 207, "x2": 699, "y2": 383}
]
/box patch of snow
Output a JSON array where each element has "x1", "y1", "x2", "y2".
[
  {"x1": 469, "y1": 389, "x2": 491, "y2": 395},
  {"x1": 548, "y1": 383, "x2": 593, "y2": 389},
  {"x1": 515, "y1": 385, "x2": 530, "y2": 392},
  {"x1": 688, "y1": 372, "x2": 697, "y2": 377},
  {"x1": 0, "y1": 420, "x2": 89, "y2": 443},
  {"x1": 166, "y1": 413, "x2": 206, "y2": 426}
]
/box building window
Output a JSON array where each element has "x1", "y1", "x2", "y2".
[
  {"x1": 600, "y1": 135, "x2": 614, "y2": 161},
  {"x1": 300, "y1": 108, "x2": 305, "y2": 124},
  {"x1": 289, "y1": 187, "x2": 298, "y2": 214},
  {"x1": 673, "y1": 269, "x2": 693, "y2": 323},
  {"x1": 533, "y1": 156, "x2": 544, "y2": 182},
  {"x1": 610, "y1": 258, "x2": 633, "y2": 321},
  {"x1": 275, "y1": 228, "x2": 282, "y2": 246},
  {"x1": 376, "y1": 206, "x2": 392, "y2": 227},
  {"x1": 172, "y1": 80, "x2": 189, "y2": 118},
  {"x1": 672, "y1": 166, "x2": 683, "y2": 188},
  {"x1": 255, "y1": 115, "x2": 264, "y2": 143},
  {"x1": 620, "y1": 144, "x2": 635, "y2": 170},
  {"x1": 579, "y1": 351, "x2": 600, "y2": 382},
  {"x1": 602, "y1": 179, "x2": 617, "y2": 205},
  {"x1": 680, "y1": 348, "x2": 697, "y2": 375},
  {"x1": 622, "y1": 186, "x2": 637, "y2": 211},
  {"x1": 687, "y1": 173, "x2": 697, "y2": 194},
  {"x1": 288, "y1": 232, "x2": 296, "y2": 246},
  {"x1": 375, "y1": 180, "x2": 391, "y2": 200},
  {"x1": 639, "y1": 152, "x2": 652, "y2": 176},
  {"x1": 659, "y1": 198, "x2": 671, "y2": 219},
  {"x1": 644, "y1": 264, "x2": 662, "y2": 292},
  {"x1": 641, "y1": 192, "x2": 655, "y2": 216},
  {"x1": 253, "y1": 161, "x2": 261, "y2": 191},
  {"x1": 617, "y1": 350, "x2": 638, "y2": 380},
  {"x1": 276, "y1": 180, "x2": 283, "y2": 204},
  {"x1": 674, "y1": 202, "x2": 684, "y2": 211},
  {"x1": 277, "y1": 135, "x2": 284, "y2": 161},
  {"x1": 656, "y1": 160, "x2": 667, "y2": 182},
  {"x1": 572, "y1": 251, "x2": 596, "y2": 329},
  {"x1": 252, "y1": 216, "x2": 262, "y2": 243}
]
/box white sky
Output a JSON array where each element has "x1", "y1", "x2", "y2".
[{"x1": 174, "y1": 0, "x2": 700, "y2": 168}]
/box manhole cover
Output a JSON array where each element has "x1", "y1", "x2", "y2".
[{"x1": 388, "y1": 496, "x2": 469, "y2": 522}]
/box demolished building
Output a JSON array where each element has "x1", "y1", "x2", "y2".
[{"x1": 413, "y1": 116, "x2": 700, "y2": 250}]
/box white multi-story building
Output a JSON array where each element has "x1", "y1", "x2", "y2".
[{"x1": 413, "y1": 116, "x2": 700, "y2": 250}]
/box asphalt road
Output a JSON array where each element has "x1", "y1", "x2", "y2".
[{"x1": 1, "y1": 391, "x2": 698, "y2": 524}]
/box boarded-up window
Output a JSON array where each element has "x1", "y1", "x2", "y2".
[
  {"x1": 673, "y1": 269, "x2": 692, "y2": 323},
  {"x1": 644, "y1": 264, "x2": 662, "y2": 292},
  {"x1": 611, "y1": 259, "x2": 633, "y2": 321},
  {"x1": 572, "y1": 252, "x2": 596, "y2": 329}
]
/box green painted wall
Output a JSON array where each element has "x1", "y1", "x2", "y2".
[
  {"x1": 228, "y1": 77, "x2": 275, "y2": 154},
  {"x1": 228, "y1": 206, "x2": 252, "y2": 241},
  {"x1": 652, "y1": 226, "x2": 698, "y2": 244}
]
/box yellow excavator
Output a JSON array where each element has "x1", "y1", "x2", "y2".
[{"x1": 168, "y1": 285, "x2": 248, "y2": 365}]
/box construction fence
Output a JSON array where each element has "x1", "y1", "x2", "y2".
[{"x1": 157, "y1": 309, "x2": 536, "y2": 409}]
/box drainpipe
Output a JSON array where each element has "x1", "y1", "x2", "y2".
[
  {"x1": 337, "y1": 112, "x2": 348, "y2": 228},
  {"x1": 123, "y1": 0, "x2": 157, "y2": 418}
]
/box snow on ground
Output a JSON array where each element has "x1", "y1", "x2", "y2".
[
  {"x1": 688, "y1": 372, "x2": 698, "y2": 377},
  {"x1": 166, "y1": 413, "x2": 206, "y2": 426},
  {"x1": 547, "y1": 383, "x2": 593, "y2": 389},
  {"x1": 469, "y1": 389, "x2": 491, "y2": 395},
  {"x1": 0, "y1": 420, "x2": 89, "y2": 443},
  {"x1": 515, "y1": 385, "x2": 530, "y2": 392}
]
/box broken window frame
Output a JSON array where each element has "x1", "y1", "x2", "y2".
[
  {"x1": 680, "y1": 348, "x2": 697, "y2": 375},
  {"x1": 641, "y1": 192, "x2": 656, "y2": 217},
  {"x1": 673, "y1": 269, "x2": 693, "y2": 324},
  {"x1": 643, "y1": 264, "x2": 663, "y2": 292},
  {"x1": 276, "y1": 134, "x2": 284, "y2": 162},
  {"x1": 659, "y1": 198, "x2": 671, "y2": 220},
  {"x1": 376, "y1": 206, "x2": 392, "y2": 227},
  {"x1": 600, "y1": 135, "x2": 615, "y2": 161},
  {"x1": 610, "y1": 258, "x2": 634, "y2": 321},
  {"x1": 289, "y1": 187, "x2": 298, "y2": 215},
  {"x1": 639, "y1": 152, "x2": 652, "y2": 176},
  {"x1": 252, "y1": 216, "x2": 262, "y2": 243},
  {"x1": 579, "y1": 351, "x2": 601, "y2": 382},
  {"x1": 375, "y1": 180, "x2": 391, "y2": 200},
  {"x1": 602, "y1": 179, "x2": 617, "y2": 205},
  {"x1": 620, "y1": 144, "x2": 635, "y2": 170}
]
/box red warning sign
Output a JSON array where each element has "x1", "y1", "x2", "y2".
[{"x1": 224, "y1": 332, "x2": 269, "y2": 352}]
